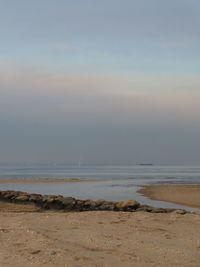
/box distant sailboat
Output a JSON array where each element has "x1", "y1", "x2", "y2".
[{"x1": 78, "y1": 159, "x2": 81, "y2": 168}]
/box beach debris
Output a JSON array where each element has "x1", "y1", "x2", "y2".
[
  {"x1": 0, "y1": 228, "x2": 9, "y2": 233},
  {"x1": 50, "y1": 250, "x2": 57, "y2": 255},
  {"x1": 30, "y1": 250, "x2": 41, "y2": 255}
]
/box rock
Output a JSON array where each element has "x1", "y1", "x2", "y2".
[
  {"x1": 1, "y1": 191, "x2": 17, "y2": 200},
  {"x1": 29, "y1": 194, "x2": 42, "y2": 203},
  {"x1": 150, "y1": 207, "x2": 168, "y2": 213},
  {"x1": 101, "y1": 204, "x2": 115, "y2": 211},
  {"x1": 116, "y1": 200, "x2": 140, "y2": 210},
  {"x1": 137, "y1": 205, "x2": 175, "y2": 213},
  {"x1": 39, "y1": 196, "x2": 65, "y2": 210},
  {"x1": 172, "y1": 209, "x2": 187, "y2": 215},
  {"x1": 0, "y1": 190, "x2": 188, "y2": 214},
  {"x1": 41, "y1": 195, "x2": 55, "y2": 203},
  {"x1": 95, "y1": 200, "x2": 107, "y2": 206},
  {"x1": 136, "y1": 205, "x2": 153, "y2": 212},
  {"x1": 81, "y1": 200, "x2": 97, "y2": 210},
  {"x1": 45, "y1": 196, "x2": 62, "y2": 204},
  {"x1": 62, "y1": 197, "x2": 76, "y2": 210},
  {"x1": 15, "y1": 195, "x2": 30, "y2": 201}
]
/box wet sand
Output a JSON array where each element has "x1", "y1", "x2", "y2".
[
  {"x1": 139, "y1": 185, "x2": 200, "y2": 209},
  {"x1": 0, "y1": 206, "x2": 200, "y2": 266}
]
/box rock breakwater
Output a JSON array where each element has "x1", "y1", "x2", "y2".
[{"x1": 0, "y1": 190, "x2": 188, "y2": 214}]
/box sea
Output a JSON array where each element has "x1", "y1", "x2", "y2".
[{"x1": 0, "y1": 164, "x2": 200, "y2": 211}]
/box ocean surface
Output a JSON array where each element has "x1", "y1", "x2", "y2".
[{"x1": 0, "y1": 164, "x2": 200, "y2": 211}]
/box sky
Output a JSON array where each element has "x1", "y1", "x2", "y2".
[{"x1": 0, "y1": 0, "x2": 200, "y2": 165}]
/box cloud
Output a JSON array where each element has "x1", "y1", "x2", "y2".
[{"x1": 0, "y1": 64, "x2": 200, "y2": 129}]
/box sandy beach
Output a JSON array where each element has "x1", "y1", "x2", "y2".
[
  {"x1": 1, "y1": 0, "x2": 199, "y2": 265},
  {"x1": 0, "y1": 185, "x2": 200, "y2": 266},
  {"x1": 139, "y1": 185, "x2": 200, "y2": 209},
  {"x1": 0, "y1": 206, "x2": 199, "y2": 267}
]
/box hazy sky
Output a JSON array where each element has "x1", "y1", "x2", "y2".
[{"x1": 0, "y1": 0, "x2": 200, "y2": 164}]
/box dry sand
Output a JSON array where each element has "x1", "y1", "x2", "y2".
[
  {"x1": 139, "y1": 185, "x2": 200, "y2": 209},
  {"x1": 1, "y1": 185, "x2": 200, "y2": 266},
  {"x1": 0, "y1": 204, "x2": 200, "y2": 266}
]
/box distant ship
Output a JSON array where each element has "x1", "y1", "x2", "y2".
[{"x1": 138, "y1": 163, "x2": 154, "y2": 166}]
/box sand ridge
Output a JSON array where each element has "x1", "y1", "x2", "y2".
[{"x1": 138, "y1": 185, "x2": 200, "y2": 209}]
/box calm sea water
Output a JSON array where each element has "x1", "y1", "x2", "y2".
[{"x1": 0, "y1": 164, "x2": 200, "y2": 211}]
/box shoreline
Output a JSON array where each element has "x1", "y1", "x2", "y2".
[
  {"x1": 0, "y1": 178, "x2": 99, "y2": 183},
  {"x1": 1, "y1": 179, "x2": 200, "y2": 210},
  {"x1": 138, "y1": 184, "x2": 200, "y2": 209}
]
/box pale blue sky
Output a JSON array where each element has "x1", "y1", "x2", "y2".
[{"x1": 0, "y1": 0, "x2": 200, "y2": 164}]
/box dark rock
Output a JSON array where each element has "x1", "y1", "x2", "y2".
[
  {"x1": 62, "y1": 197, "x2": 76, "y2": 210},
  {"x1": 80, "y1": 200, "x2": 97, "y2": 211},
  {"x1": 98, "y1": 203, "x2": 115, "y2": 211},
  {"x1": 136, "y1": 205, "x2": 153, "y2": 212},
  {"x1": 172, "y1": 209, "x2": 187, "y2": 215},
  {"x1": 29, "y1": 194, "x2": 43, "y2": 204},
  {"x1": 115, "y1": 200, "x2": 140, "y2": 211},
  {"x1": 41, "y1": 195, "x2": 56, "y2": 203},
  {"x1": 1, "y1": 191, "x2": 17, "y2": 200},
  {"x1": 0, "y1": 190, "x2": 189, "y2": 214}
]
